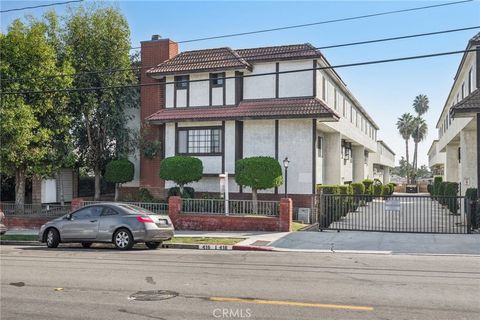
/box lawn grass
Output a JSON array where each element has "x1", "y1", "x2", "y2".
[
  {"x1": 0, "y1": 234, "x2": 37, "y2": 241},
  {"x1": 165, "y1": 237, "x2": 243, "y2": 245},
  {"x1": 0, "y1": 234, "x2": 243, "y2": 245},
  {"x1": 292, "y1": 222, "x2": 308, "y2": 231}
]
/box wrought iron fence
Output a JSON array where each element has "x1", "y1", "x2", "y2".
[
  {"x1": 0, "y1": 203, "x2": 71, "y2": 218},
  {"x1": 317, "y1": 194, "x2": 472, "y2": 234},
  {"x1": 182, "y1": 198, "x2": 279, "y2": 216},
  {"x1": 82, "y1": 201, "x2": 168, "y2": 214}
]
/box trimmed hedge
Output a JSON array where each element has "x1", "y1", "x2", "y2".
[
  {"x1": 433, "y1": 176, "x2": 443, "y2": 196},
  {"x1": 465, "y1": 188, "x2": 480, "y2": 228},
  {"x1": 168, "y1": 186, "x2": 195, "y2": 199},
  {"x1": 159, "y1": 156, "x2": 203, "y2": 188},
  {"x1": 235, "y1": 156, "x2": 283, "y2": 191},
  {"x1": 104, "y1": 159, "x2": 134, "y2": 184},
  {"x1": 350, "y1": 183, "x2": 365, "y2": 195}
]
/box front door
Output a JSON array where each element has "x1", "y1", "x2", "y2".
[{"x1": 61, "y1": 206, "x2": 103, "y2": 240}]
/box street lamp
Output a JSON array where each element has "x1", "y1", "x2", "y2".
[{"x1": 283, "y1": 157, "x2": 290, "y2": 198}]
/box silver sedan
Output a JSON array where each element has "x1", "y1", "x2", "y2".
[{"x1": 38, "y1": 203, "x2": 174, "y2": 250}]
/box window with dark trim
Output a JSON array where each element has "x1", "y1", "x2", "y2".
[
  {"x1": 210, "y1": 72, "x2": 225, "y2": 87},
  {"x1": 177, "y1": 127, "x2": 222, "y2": 155},
  {"x1": 174, "y1": 75, "x2": 189, "y2": 90}
]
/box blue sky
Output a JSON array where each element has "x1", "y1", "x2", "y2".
[{"x1": 2, "y1": 0, "x2": 480, "y2": 167}]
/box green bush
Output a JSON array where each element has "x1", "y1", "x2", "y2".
[
  {"x1": 362, "y1": 179, "x2": 374, "y2": 202},
  {"x1": 465, "y1": 188, "x2": 480, "y2": 229},
  {"x1": 444, "y1": 182, "x2": 459, "y2": 214},
  {"x1": 235, "y1": 157, "x2": 283, "y2": 200},
  {"x1": 381, "y1": 185, "x2": 391, "y2": 198},
  {"x1": 317, "y1": 185, "x2": 339, "y2": 195},
  {"x1": 388, "y1": 183, "x2": 395, "y2": 195},
  {"x1": 433, "y1": 176, "x2": 443, "y2": 196},
  {"x1": 350, "y1": 183, "x2": 365, "y2": 195},
  {"x1": 427, "y1": 184, "x2": 433, "y2": 195},
  {"x1": 104, "y1": 159, "x2": 134, "y2": 184},
  {"x1": 167, "y1": 186, "x2": 195, "y2": 199},
  {"x1": 437, "y1": 181, "x2": 447, "y2": 204},
  {"x1": 159, "y1": 156, "x2": 203, "y2": 193},
  {"x1": 373, "y1": 184, "x2": 383, "y2": 197}
]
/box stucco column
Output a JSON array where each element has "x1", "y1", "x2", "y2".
[
  {"x1": 383, "y1": 167, "x2": 390, "y2": 184},
  {"x1": 324, "y1": 132, "x2": 342, "y2": 184},
  {"x1": 445, "y1": 144, "x2": 459, "y2": 183},
  {"x1": 460, "y1": 130, "x2": 477, "y2": 195},
  {"x1": 352, "y1": 146, "x2": 365, "y2": 182}
]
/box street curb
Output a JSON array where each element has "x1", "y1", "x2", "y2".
[
  {"x1": 1, "y1": 241, "x2": 41, "y2": 246},
  {"x1": 231, "y1": 245, "x2": 274, "y2": 251}
]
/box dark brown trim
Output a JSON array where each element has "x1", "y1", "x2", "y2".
[
  {"x1": 274, "y1": 119, "x2": 279, "y2": 195},
  {"x1": 477, "y1": 46, "x2": 480, "y2": 90},
  {"x1": 235, "y1": 120, "x2": 244, "y2": 193},
  {"x1": 235, "y1": 71, "x2": 244, "y2": 106},
  {"x1": 312, "y1": 59, "x2": 317, "y2": 97},
  {"x1": 221, "y1": 121, "x2": 225, "y2": 173},
  {"x1": 209, "y1": 76, "x2": 213, "y2": 106},
  {"x1": 223, "y1": 77, "x2": 227, "y2": 106},
  {"x1": 161, "y1": 124, "x2": 166, "y2": 159},
  {"x1": 173, "y1": 82, "x2": 177, "y2": 108},
  {"x1": 186, "y1": 79, "x2": 190, "y2": 108},
  {"x1": 312, "y1": 119, "x2": 317, "y2": 194},
  {"x1": 275, "y1": 62, "x2": 280, "y2": 99},
  {"x1": 174, "y1": 122, "x2": 179, "y2": 153},
  {"x1": 203, "y1": 173, "x2": 236, "y2": 177}
]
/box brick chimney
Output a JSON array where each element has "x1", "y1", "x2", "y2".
[{"x1": 139, "y1": 35, "x2": 178, "y2": 198}]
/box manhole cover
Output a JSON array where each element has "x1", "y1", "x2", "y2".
[{"x1": 129, "y1": 290, "x2": 178, "y2": 301}]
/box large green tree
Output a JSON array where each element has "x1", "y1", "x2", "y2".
[
  {"x1": 412, "y1": 94, "x2": 429, "y2": 173},
  {"x1": 0, "y1": 16, "x2": 73, "y2": 206},
  {"x1": 65, "y1": 4, "x2": 138, "y2": 200}
]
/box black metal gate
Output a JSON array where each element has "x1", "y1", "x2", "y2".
[{"x1": 317, "y1": 194, "x2": 473, "y2": 234}]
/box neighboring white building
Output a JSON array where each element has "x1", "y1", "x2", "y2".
[
  {"x1": 131, "y1": 36, "x2": 395, "y2": 206},
  {"x1": 432, "y1": 32, "x2": 479, "y2": 195},
  {"x1": 427, "y1": 140, "x2": 446, "y2": 177},
  {"x1": 371, "y1": 141, "x2": 395, "y2": 183}
]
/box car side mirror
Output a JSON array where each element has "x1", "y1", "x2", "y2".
[{"x1": 65, "y1": 214, "x2": 72, "y2": 220}]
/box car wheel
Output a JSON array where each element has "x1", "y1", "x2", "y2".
[
  {"x1": 46, "y1": 228, "x2": 60, "y2": 248},
  {"x1": 113, "y1": 228, "x2": 134, "y2": 250},
  {"x1": 145, "y1": 241, "x2": 161, "y2": 249},
  {"x1": 81, "y1": 242, "x2": 93, "y2": 248}
]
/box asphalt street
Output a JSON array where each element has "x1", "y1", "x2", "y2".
[{"x1": 1, "y1": 245, "x2": 479, "y2": 320}]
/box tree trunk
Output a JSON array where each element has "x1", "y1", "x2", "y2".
[
  {"x1": 114, "y1": 183, "x2": 119, "y2": 202},
  {"x1": 56, "y1": 171, "x2": 65, "y2": 206},
  {"x1": 15, "y1": 167, "x2": 26, "y2": 213},
  {"x1": 252, "y1": 188, "x2": 258, "y2": 213},
  {"x1": 94, "y1": 167, "x2": 101, "y2": 201},
  {"x1": 405, "y1": 139, "x2": 410, "y2": 184}
]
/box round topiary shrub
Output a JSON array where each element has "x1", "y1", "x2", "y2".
[
  {"x1": 104, "y1": 159, "x2": 135, "y2": 201},
  {"x1": 159, "y1": 156, "x2": 203, "y2": 195},
  {"x1": 235, "y1": 156, "x2": 283, "y2": 201}
]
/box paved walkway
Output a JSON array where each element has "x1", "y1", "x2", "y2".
[{"x1": 328, "y1": 194, "x2": 467, "y2": 233}]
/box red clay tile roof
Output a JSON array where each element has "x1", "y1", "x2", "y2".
[
  {"x1": 146, "y1": 97, "x2": 339, "y2": 123},
  {"x1": 147, "y1": 44, "x2": 322, "y2": 76},
  {"x1": 451, "y1": 89, "x2": 480, "y2": 116}
]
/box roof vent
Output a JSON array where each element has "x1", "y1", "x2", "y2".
[{"x1": 151, "y1": 34, "x2": 162, "y2": 40}]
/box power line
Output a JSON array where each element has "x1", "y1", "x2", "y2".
[
  {"x1": 174, "y1": 0, "x2": 474, "y2": 44},
  {"x1": 2, "y1": 25, "x2": 479, "y2": 83},
  {"x1": 2, "y1": 48, "x2": 478, "y2": 96},
  {"x1": 0, "y1": 0, "x2": 83, "y2": 13}
]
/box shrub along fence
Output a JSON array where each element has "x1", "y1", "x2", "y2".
[
  {"x1": 316, "y1": 180, "x2": 396, "y2": 228},
  {"x1": 426, "y1": 178, "x2": 460, "y2": 215}
]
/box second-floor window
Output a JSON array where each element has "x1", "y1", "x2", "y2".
[
  {"x1": 174, "y1": 75, "x2": 189, "y2": 90},
  {"x1": 210, "y1": 72, "x2": 225, "y2": 87},
  {"x1": 177, "y1": 127, "x2": 222, "y2": 155}
]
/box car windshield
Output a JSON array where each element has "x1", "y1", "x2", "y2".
[{"x1": 117, "y1": 204, "x2": 155, "y2": 215}]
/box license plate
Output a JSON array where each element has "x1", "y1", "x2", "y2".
[{"x1": 157, "y1": 219, "x2": 168, "y2": 225}]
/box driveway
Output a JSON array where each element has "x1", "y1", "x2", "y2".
[
  {"x1": 270, "y1": 231, "x2": 480, "y2": 255},
  {"x1": 327, "y1": 193, "x2": 467, "y2": 233}
]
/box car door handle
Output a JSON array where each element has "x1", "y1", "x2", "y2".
[{"x1": 90, "y1": 220, "x2": 97, "y2": 223}]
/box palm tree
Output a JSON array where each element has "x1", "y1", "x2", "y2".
[
  {"x1": 411, "y1": 117, "x2": 428, "y2": 173},
  {"x1": 396, "y1": 113, "x2": 415, "y2": 183},
  {"x1": 412, "y1": 94, "x2": 430, "y2": 173},
  {"x1": 413, "y1": 94, "x2": 430, "y2": 116}
]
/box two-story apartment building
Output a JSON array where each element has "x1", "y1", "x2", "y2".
[
  {"x1": 427, "y1": 140, "x2": 446, "y2": 177},
  {"x1": 371, "y1": 141, "x2": 395, "y2": 183},
  {"x1": 124, "y1": 35, "x2": 393, "y2": 207},
  {"x1": 430, "y1": 32, "x2": 479, "y2": 195}
]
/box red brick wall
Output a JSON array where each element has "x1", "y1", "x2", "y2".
[
  {"x1": 4, "y1": 217, "x2": 49, "y2": 230},
  {"x1": 197, "y1": 192, "x2": 314, "y2": 210},
  {"x1": 168, "y1": 196, "x2": 292, "y2": 232},
  {"x1": 140, "y1": 38, "x2": 178, "y2": 199}
]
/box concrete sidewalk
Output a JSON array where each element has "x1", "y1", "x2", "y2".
[{"x1": 269, "y1": 230, "x2": 480, "y2": 255}]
